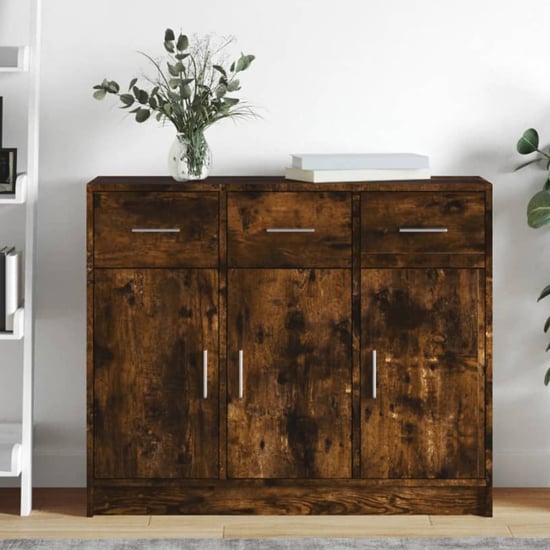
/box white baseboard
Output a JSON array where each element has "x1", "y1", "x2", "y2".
[{"x1": 0, "y1": 449, "x2": 547, "y2": 488}]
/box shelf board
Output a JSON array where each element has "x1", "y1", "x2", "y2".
[
  {"x1": 0, "y1": 173, "x2": 27, "y2": 204},
  {"x1": 0, "y1": 423, "x2": 22, "y2": 477},
  {"x1": 0, "y1": 308, "x2": 24, "y2": 340},
  {"x1": 0, "y1": 46, "x2": 29, "y2": 72}
]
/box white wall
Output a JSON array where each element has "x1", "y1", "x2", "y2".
[{"x1": 1, "y1": 0, "x2": 550, "y2": 486}]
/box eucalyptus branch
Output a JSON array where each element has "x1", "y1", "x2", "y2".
[{"x1": 92, "y1": 28, "x2": 257, "y2": 134}]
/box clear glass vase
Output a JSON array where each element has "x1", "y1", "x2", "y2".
[{"x1": 168, "y1": 132, "x2": 211, "y2": 181}]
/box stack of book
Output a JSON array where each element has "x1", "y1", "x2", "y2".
[
  {"x1": 0, "y1": 247, "x2": 21, "y2": 332},
  {"x1": 285, "y1": 153, "x2": 431, "y2": 183}
]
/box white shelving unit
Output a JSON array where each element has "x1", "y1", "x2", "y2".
[
  {"x1": 0, "y1": 46, "x2": 29, "y2": 72},
  {"x1": 0, "y1": 0, "x2": 41, "y2": 516}
]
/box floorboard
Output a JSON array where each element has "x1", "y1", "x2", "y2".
[{"x1": 0, "y1": 488, "x2": 548, "y2": 539}]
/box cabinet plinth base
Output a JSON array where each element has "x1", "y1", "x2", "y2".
[{"x1": 89, "y1": 483, "x2": 492, "y2": 517}]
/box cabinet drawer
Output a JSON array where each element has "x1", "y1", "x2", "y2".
[
  {"x1": 228, "y1": 192, "x2": 351, "y2": 267},
  {"x1": 361, "y1": 191, "x2": 485, "y2": 267},
  {"x1": 93, "y1": 192, "x2": 218, "y2": 267}
]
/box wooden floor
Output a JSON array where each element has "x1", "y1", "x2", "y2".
[{"x1": 0, "y1": 488, "x2": 550, "y2": 539}]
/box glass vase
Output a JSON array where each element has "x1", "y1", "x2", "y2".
[{"x1": 168, "y1": 132, "x2": 211, "y2": 181}]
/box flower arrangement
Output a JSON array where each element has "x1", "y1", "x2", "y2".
[{"x1": 93, "y1": 29, "x2": 256, "y2": 180}]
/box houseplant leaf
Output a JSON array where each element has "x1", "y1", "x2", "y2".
[
  {"x1": 545, "y1": 367, "x2": 550, "y2": 386},
  {"x1": 517, "y1": 128, "x2": 539, "y2": 154},
  {"x1": 527, "y1": 190, "x2": 550, "y2": 228},
  {"x1": 537, "y1": 284, "x2": 550, "y2": 302}
]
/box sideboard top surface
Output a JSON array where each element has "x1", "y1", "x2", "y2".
[{"x1": 87, "y1": 176, "x2": 492, "y2": 193}]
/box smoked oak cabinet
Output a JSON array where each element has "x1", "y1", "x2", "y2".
[{"x1": 87, "y1": 176, "x2": 492, "y2": 516}]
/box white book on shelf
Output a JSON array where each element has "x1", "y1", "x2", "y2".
[
  {"x1": 5, "y1": 249, "x2": 21, "y2": 331},
  {"x1": 291, "y1": 153, "x2": 430, "y2": 171},
  {"x1": 285, "y1": 166, "x2": 431, "y2": 183}
]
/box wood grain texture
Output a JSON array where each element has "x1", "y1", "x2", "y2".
[
  {"x1": 94, "y1": 192, "x2": 219, "y2": 267},
  {"x1": 87, "y1": 175, "x2": 492, "y2": 193},
  {"x1": 227, "y1": 191, "x2": 351, "y2": 267},
  {"x1": 93, "y1": 268, "x2": 219, "y2": 479},
  {"x1": 91, "y1": 484, "x2": 491, "y2": 515},
  {"x1": 361, "y1": 268, "x2": 484, "y2": 479},
  {"x1": 484, "y1": 186, "x2": 493, "y2": 512},
  {"x1": 86, "y1": 188, "x2": 95, "y2": 516},
  {"x1": 227, "y1": 269, "x2": 352, "y2": 479},
  {"x1": 87, "y1": 178, "x2": 492, "y2": 516},
  {"x1": 361, "y1": 191, "x2": 485, "y2": 265}
]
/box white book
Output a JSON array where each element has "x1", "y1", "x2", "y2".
[
  {"x1": 285, "y1": 166, "x2": 431, "y2": 183},
  {"x1": 5, "y1": 249, "x2": 21, "y2": 331},
  {"x1": 291, "y1": 153, "x2": 430, "y2": 171}
]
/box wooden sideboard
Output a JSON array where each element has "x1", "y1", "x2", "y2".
[{"x1": 87, "y1": 176, "x2": 492, "y2": 516}]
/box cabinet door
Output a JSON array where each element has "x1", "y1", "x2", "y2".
[
  {"x1": 361, "y1": 268, "x2": 484, "y2": 479},
  {"x1": 93, "y1": 269, "x2": 218, "y2": 479},
  {"x1": 228, "y1": 269, "x2": 352, "y2": 479}
]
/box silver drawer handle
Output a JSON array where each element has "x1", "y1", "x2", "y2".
[
  {"x1": 131, "y1": 228, "x2": 181, "y2": 233},
  {"x1": 203, "y1": 350, "x2": 208, "y2": 399},
  {"x1": 265, "y1": 228, "x2": 315, "y2": 233},
  {"x1": 372, "y1": 349, "x2": 377, "y2": 399},
  {"x1": 238, "y1": 349, "x2": 244, "y2": 399},
  {"x1": 398, "y1": 227, "x2": 448, "y2": 233}
]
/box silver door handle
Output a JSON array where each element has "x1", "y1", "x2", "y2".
[
  {"x1": 203, "y1": 350, "x2": 208, "y2": 399},
  {"x1": 131, "y1": 228, "x2": 181, "y2": 233},
  {"x1": 372, "y1": 349, "x2": 377, "y2": 399},
  {"x1": 265, "y1": 228, "x2": 315, "y2": 233},
  {"x1": 238, "y1": 349, "x2": 244, "y2": 399},
  {"x1": 398, "y1": 227, "x2": 448, "y2": 233}
]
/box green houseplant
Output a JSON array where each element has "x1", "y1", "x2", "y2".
[
  {"x1": 516, "y1": 128, "x2": 550, "y2": 384},
  {"x1": 93, "y1": 29, "x2": 256, "y2": 181}
]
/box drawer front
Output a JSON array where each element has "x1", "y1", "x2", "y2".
[
  {"x1": 228, "y1": 192, "x2": 351, "y2": 267},
  {"x1": 361, "y1": 191, "x2": 485, "y2": 266},
  {"x1": 93, "y1": 192, "x2": 218, "y2": 267}
]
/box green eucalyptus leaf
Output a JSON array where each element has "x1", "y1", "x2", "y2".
[
  {"x1": 133, "y1": 87, "x2": 148, "y2": 104},
  {"x1": 148, "y1": 96, "x2": 158, "y2": 110},
  {"x1": 164, "y1": 29, "x2": 175, "y2": 42},
  {"x1": 176, "y1": 34, "x2": 189, "y2": 52},
  {"x1": 229, "y1": 61, "x2": 235, "y2": 72},
  {"x1": 527, "y1": 190, "x2": 550, "y2": 228},
  {"x1": 517, "y1": 128, "x2": 540, "y2": 154},
  {"x1": 545, "y1": 367, "x2": 550, "y2": 386},
  {"x1": 119, "y1": 94, "x2": 134, "y2": 107},
  {"x1": 106, "y1": 80, "x2": 120, "y2": 94},
  {"x1": 174, "y1": 61, "x2": 184, "y2": 73},
  {"x1": 538, "y1": 284, "x2": 550, "y2": 302},
  {"x1": 169, "y1": 78, "x2": 180, "y2": 89},
  {"x1": 235, "y1": 54, "x2": 255, "y2": 72},
  {"x1": 167, "y1": 62, "x2": 179, "y2": 77},
  {"x1": 215, "y1": 84, "x2": 227, "y2": 98},
  {"x1": 545, "y1": 174, "x2": 550, "y2": 192},
  {"x1": 227, "y1": 79, "x2": 241, "y2": 92},
  {"x1": 546, "y1": 341, "x2": 550, "y2": 352},
  {"x1": 128, "y1": 78, "x2": 137, "y2": 91},
  {"x1": 135, "y1": 108, "x2": 150, "y2": 123},
  {"x1": 93, "y1": 89, "x2": 107, "y2": 100},
  {"x1": 156, "y1": 112, "x2": 163, "y2": 121},
  {"x1": 92, "y1": 84, "x2": 104, "y2": 90},
  {"x1": 544, "y1": 316, "x2": 550, "y2": 333},
  {"x1": 164, "y1": 41, "x2": 175, "y2": 53},
  {"x1": 223, "y1": 97, "x2": 239, "y2": 107},
  {"x1": 163, "y1": 103, "x2": 172, "y2": 116},
  {"x1": 213, "y1": 64, "x2": 227, "y2": 77},
  {"x1": 181, "y1": 84, "x2": 192, "y2": 99}
]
